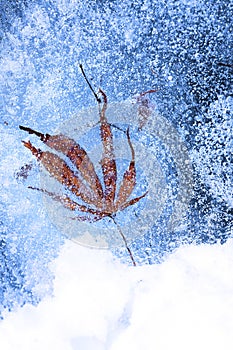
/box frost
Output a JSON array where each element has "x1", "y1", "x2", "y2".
[{"x1": 192, "y1": 96, "x2": 233, "y2": 207}]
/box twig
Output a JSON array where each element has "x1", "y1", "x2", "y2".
[
  {"x1": 110, "y1": 215, "x2": 137, "y2": 266},
  {"x1": 79, "y1": 64, "x2": 102, "y2": 103}
]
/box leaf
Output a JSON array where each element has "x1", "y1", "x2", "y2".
[
  {"x1": 22, "y1": 141, "x2": 99, "y2": 207},
  {"x1": 19, "y1": 126, "x2": 104, "y2": 200},
  {"x1": 136, "y1": 89, "x2": 157, "y2": 130},
  {"x1": 28, "y1": 186, "x2": 107, "y2": 220},
  {"x1": 46, "y1": 134, "x2": 104, "y2": 200}
]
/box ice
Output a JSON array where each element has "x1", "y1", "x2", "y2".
[{"x1": 0, "y1": 0, "x2": 232, "y2": 348}]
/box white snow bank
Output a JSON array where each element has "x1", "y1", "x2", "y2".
[{"x1": 0, "y1": 240, "x2": 233, "y2": 350}]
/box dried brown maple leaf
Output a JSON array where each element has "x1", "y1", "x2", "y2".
[{"x1": 19, "y1": 65, "x2": 148, "y2": 266}]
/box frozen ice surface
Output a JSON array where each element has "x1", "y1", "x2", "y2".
[{"x1": 0, "y1": 0, "x2": 232, "y2": 347}]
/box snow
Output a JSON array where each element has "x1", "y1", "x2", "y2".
[{"x1": 1, "y1": 240, "x2": 233, "y2": 349}]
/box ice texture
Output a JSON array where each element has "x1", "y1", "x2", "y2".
[{"x1": 0, "y1": 0, "x2": 232, "y2": 326}]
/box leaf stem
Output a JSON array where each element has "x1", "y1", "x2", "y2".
[
  {"x1": 79, "y1": 64, "x2": 102, "y2": 104},
  {"x1": 110, "y1": 215, "x2": 137, "y2": 267}
]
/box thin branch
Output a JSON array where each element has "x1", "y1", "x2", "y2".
[
  {"x1": 126, "y1": 127, "x2": 135, "y2": 162},
  {"x1": 79, "y1": 64, "x2": 102, "y2": 103},
  {"x1": 110, "y1": 215, "x2": 137, "y2": 266}
]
